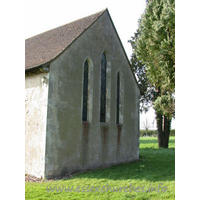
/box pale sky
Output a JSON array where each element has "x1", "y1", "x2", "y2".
[
  {"x1": 25, "y1": 0, "x2": 175, "y2": 130},
  {"x1": 25, "y1": 0, "x2": 146, "y2": 58}
]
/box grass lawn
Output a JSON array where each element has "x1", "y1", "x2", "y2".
[{"x1": 25, "y1": 136, "x2": 175, "y2": 200}]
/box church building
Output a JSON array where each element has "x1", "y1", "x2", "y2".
[{"x1": 25, "y1": 8, "x2": 140, "y2": 178}]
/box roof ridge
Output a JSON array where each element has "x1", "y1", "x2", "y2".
[
  {"x1": 25, "y1": 9, "x2": 106, "y2": 41},
  {"x1": 25, "y1": 9, "x2": 107, "y2": 70}
]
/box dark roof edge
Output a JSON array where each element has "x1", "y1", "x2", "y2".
[
  {"x1": 105, "y1": 9, "x2": 141, "y2": 94},
  {"x1": 25, "y1": 9, "x2": 107, "y2": 71}
]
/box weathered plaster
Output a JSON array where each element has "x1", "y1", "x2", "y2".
[
  {"x1": 25, "y1": 72, "x2": 49, "y2": 178},
  {"x1": 44, "y1": 10, "x2": 140, "y2": 178}
]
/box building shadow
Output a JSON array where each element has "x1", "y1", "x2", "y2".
[{"x1": 59, "y1": 138, "x2": 175, "y2": 183}]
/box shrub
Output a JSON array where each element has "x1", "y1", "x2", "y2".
[
  {"x1": 140, "y1": 129, "x2": 175, "y2": 137},
  {"x1": 170, "y1": 129, "x2": 175, "y2": 136}
]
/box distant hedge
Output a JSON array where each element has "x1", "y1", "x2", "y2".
[{"x1": 140, "y1": 129, "x2": 175, "y2": 137}]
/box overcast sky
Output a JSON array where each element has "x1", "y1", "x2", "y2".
[{"x1": 25, "y1": 0, "x2": 175, "y2": 130}]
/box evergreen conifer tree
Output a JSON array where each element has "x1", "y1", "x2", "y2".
[{"x1": 129, "y1": 0, "x2": 175, "y2": 148}]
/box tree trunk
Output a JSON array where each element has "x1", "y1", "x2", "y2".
[
  {"x1": 156, "y1": 114, "x2": 171, "y2": 148},
  {"x1": 163, "y1": 116, "x2": 171, "y2": 148},
  {"x1": 155, "y1": 87, "x2": 172, "y2": 148},
  {"x1": 156, "y1": 112, "x2": 163, "y2": 148}
]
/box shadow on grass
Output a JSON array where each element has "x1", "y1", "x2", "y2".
[{"x1": 62, "y1": 147, "x2": 175, "y2": 183}]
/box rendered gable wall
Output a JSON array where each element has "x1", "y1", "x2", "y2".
[
  {"x1": 25, "y1": 72, "x2": 49, "y2": 178},
  {"x1": 44, "y1": 10, "x2": 140, "y2": 178}
]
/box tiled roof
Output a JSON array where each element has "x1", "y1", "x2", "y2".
[{"x1": 25, "y1": 9, "x2": 106, "y2": 70}]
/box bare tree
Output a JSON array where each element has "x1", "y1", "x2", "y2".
[{"x1": 142, "y1": 118, "x2": 151, "y2": 136}]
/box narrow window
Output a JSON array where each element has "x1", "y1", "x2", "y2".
[
  {"x1": 116, "y1": 72, "x2": 120, "y2": 124},
  {"x1": 82, "y1": 60, "x2": 89, "y2": 121},
  {"x1": 100, "y1": 53, "x2": 107, "y2": 122}
]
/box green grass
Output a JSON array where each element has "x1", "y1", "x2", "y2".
[{"x1": 25, "y1": 136, "x2": 175, "y2": 200}]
